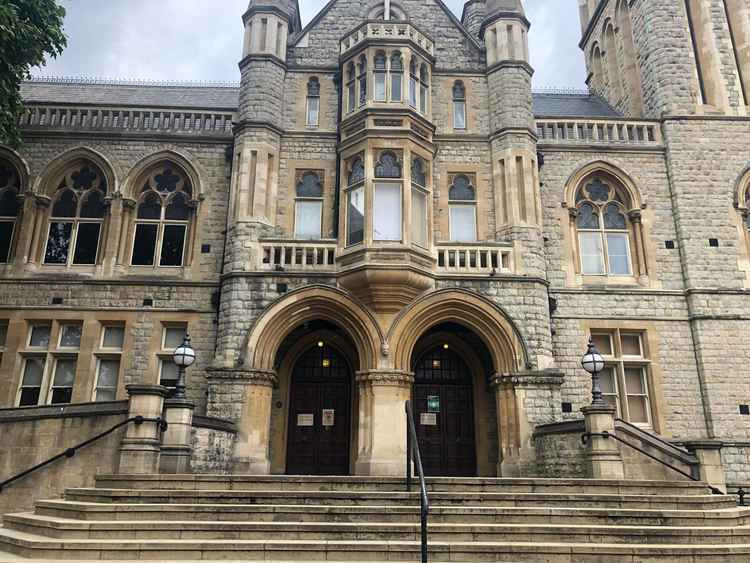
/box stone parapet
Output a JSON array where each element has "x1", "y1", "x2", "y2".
[{"x1": 117, "y1": 385, "x2": 169, "y2": 475}]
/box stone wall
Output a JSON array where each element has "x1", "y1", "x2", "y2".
[
  {"x1": 190, "y1": 416, "x2": 236, "y2": 474},
  {"x1": 0, "y1": 402, "x2": 128, "y2": 517}
]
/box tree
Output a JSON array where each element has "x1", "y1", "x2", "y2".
[{"x1": 0, "y1": 0, "x2": 66, "y2": 147}]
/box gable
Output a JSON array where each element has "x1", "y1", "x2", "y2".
[{"x1": 290, "y1": 0, "x2": 484, "y2": 71}]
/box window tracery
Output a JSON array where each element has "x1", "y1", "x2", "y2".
[{"x1": 375, "y1": 151, "x2": 401, "y2": 178}]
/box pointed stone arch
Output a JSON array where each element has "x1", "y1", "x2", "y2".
[
  {"x1": 243, "y1": 285, "x2": 384, "y2": 372},
  {"x1": 121, "y1": 149, "x2": 205, "y2": 201},
  {"x1": 33, "y1": 146, "x2": 117, "y2": 197},
  {"x1": 387, "y1": 288, "x2": 529, "y2": 374},
  {"x1": 0, "y1": 146, "x2": 31, "y2": 191},
  {"x1": 564, "y1": 160, "x2": 644, "y2": 212}
]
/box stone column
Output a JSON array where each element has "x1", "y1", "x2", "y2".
[
  {"x1": 685, "y1": 440, "x2": 726, "y2": 493},
  {"x1": 581, "y1": 403, "x2": 625, "y2": 479},
  {"x1": 159, "y1": 398, "x2": 195, "y2": 474},
  {"x1": 117, "y1": 384, "x2": 169, "y2": 474},
  {"x1": 355, "y1": 370, "x2": 413, "y2": 476}
]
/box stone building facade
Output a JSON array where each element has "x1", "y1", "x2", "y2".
[{"x1": 1, "y1": 0, "x2": 750, "y2": 484}]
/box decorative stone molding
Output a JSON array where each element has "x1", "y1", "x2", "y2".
[
  {"x1": 207, "y1": 367, "x2": 278, "y2": 388},
  {"x1": 490, "y1": 369, "x2": 565, "y2": 389},
  {"x1": 356, "y1": 369, "x2": 414, "y2": 386}
]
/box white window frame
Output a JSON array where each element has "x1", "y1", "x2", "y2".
[
  {"x1": 294, "y1": 198, "x2": 323, "y2": 240},
  {"x1": 93, "y1": 357, "x2": 121, "y2": 402},
  {"x1": 17, "y1": 355, "x2": 48, "y2": 407},
  {"x1": 57, "y1": 322, "x2": 83, "y2": 350}
]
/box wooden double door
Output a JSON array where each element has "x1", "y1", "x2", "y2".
[
  {"x1": 413, "y1": 346, "x2": 477, "y2": 477},
  {"x1": 286, "y1": 345, "x2": 351, "y2": 475}
]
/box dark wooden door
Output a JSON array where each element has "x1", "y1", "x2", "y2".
[
  {"x1": 286, "y1": 345, "x2": 351, "y2": 475},
  {"x1": 414, "y1": 346, "x2": 476, "y2": 477}
]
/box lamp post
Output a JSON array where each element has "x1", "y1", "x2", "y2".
[
  {"x1": 581, "y1": 338, "x2": 605, "y2": 406},
  {"x1": 172, "y1": 334, "x2": 196, "y2": 400}
]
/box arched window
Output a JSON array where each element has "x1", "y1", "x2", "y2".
[
  {"x1": 295, "y1": 171, "x2": 323, "y2": 239},
  {"x1": 391, "y1": 53, "x2": 403, "y2": 102},
  {"x1": 306, "y1": 77, "x2": 320, "y2": 126},
  {"x1": 419, "y1": 64, "x2": 429, "y2": 113},
  {"x1": 591, "y1": 44, "x2": 604, "y2": 92},
  {"x1": 615, "y1": 0, "x2": 644, "y2": 114},
  {"x1": 411, "y1": 157, "x2": 429, "y2": 248},
  {"x1": 409, "y1": 58, "x2": 418, "y2": 108},
  {"x1": 374, "y1": 52, "x2": 387, "y2": 102},
  {"x1": 453, "y1": 81, "x2": 466, "y2": 130},
  {"x1": 43, "y1": 162, "x2": 107, "y2": 266},
  {"x1": 357, "y1": 55, "x2": 367, "y2": 107},
  {"x1": 449, "y1": 174, "x2": 477, "y2": 242},
  {"x1": 0, "y1": 159, "x2": 21, "y2": 264},
  {"x1": 369, "y1": 3, "x2": 405, "y2": 20},
  {"x1": 603, "y1": 22, "x2": 623, "y2": 103},
  {"x1": 346, "y1": 156, "x2": 365, "y2": 246},
  {"x1": 131, "y1": 163, "x2": 193, "y2": 267},
  {"x1": 346, "y1": 62, "x2": 356, "y2": 113},
  {"x1": 575, "y1": 177, "x2": 632, "y2": 275}
]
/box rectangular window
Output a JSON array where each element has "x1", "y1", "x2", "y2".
[
  {"x1": 590, "y1": 330, "x2": 653, "y2": 427},
  {"x1": 391, "y1": 73, "x2": 402, "y2": 102},
  {"x1": 449, "y1": 205, "x2": 477, "y2": 242},
  {"x1": 159, "y1": 325, "x2": 186, "y2": 392},
  {"x1": 306, "y1": 96, "x2": 320, "y2": 126},
  {"x1": 346, "y1": 187, "x2": 365, "y2": 246},
  {"x1": 44, "y1": 222, "x2": 73, "y2": 265},
  {"x1": 72, "y1": 223, "x2": 101, "y2": 265},
  {"x1": 102, "y1": 325, "x2": 125, "y2": 349},
  {"x1": 374, "y1": 72, "x2": 386, "y2": 101},
  {"x1": 411, "y1": 188, "x2": 428, "y2": 248},
  {"x1": 409, "y1": 76, "x2": 417, "y2": 107},
  {"x1": 29, "y1": 324, "x2": 51, "y2": 348},
  {"x1": 358, "y1": 76, "x2": 367, "y2": 106},
  {"x1": 163, "y1": 326, "x2": 187, "y2": 350},
  {"x1": 453, "y1": 101, "x2": 466, "y2": 129},
  {"x1": 160, "y1": 359, "x2": 179, "y2": 390},
  {"x1": 50, "y1": 358, "x2": 76, "y2": 404},
  {"x1": 579, "y1": 232, "x2": 605, "y2": 275},
  {"x1": 348, "y1": 82, "x2": 356, "y2": 112},
  {"x1": 295, "y1": 200, "x2": 323, "y2": 239},
  {"x1": 606, "y1": 233, "x2": 632, "y2": 275},
  {"x1": 58, "y1": 323, "x2": 82, "y2": 348},
  {"x1": 94, "y1": 358, "x2": 119, "y2": 402},
  {"x1": 132, "y1": 224, "x2": 158, "y2": 266},
  {"x1": 19, "y1": 357, "x2": 45, "y2": 406},
  {"x1": 373, "y1": 183, "x2": 402, "y2": 241},
  {"x1": 420, "y1": 84, "x2": 427, "y2": 113},
  {"x1": 159, "y1": 225, "x2": 186, "y2": 267},
  {"x1": 0, "y1": 221, "x2": 14, "y2": 263}
]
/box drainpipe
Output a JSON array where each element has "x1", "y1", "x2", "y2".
[{"x1": 333, "y1": 70, "x2": 343, "y2": 239}]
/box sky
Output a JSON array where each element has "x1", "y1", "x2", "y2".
[{"x1": 35, "y1": 0, "x2": 587, "y2": 90}]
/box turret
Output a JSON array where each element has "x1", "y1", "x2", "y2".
[{"x1": 461, "y1": 0, "x2": 487, "y2": 40}]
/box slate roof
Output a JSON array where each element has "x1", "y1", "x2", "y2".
[{"x1": 21, "y1": 79, "x2": 622, "y2": 119}]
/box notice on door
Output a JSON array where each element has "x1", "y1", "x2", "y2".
[
  {"x1": 297, "y1": 414, "x2": 314, "y2": 427},
  {"x1": 322, "y1": 409, "x2": 335, "y2": 427},
  {"x1": 420, "y1": 412, "x2": 437, "y2": 426}
]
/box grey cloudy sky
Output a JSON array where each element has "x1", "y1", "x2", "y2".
[{"x1": 36, "y1": 0, "x2": 587, "y2": 89}]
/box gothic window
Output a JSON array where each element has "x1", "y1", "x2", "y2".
[
  {"x1": 346, "y1": 156, "x2": 365, "y2": 246},
  {"x1": 374, "y1": 151, "x2": 401, "y2": 178},
  {"x1": 575, "y1": 177, "x2": 632, "y2": 276},
  {"x1": 357, "y1": 55, "x2": 367, "y2": 107},
  {"x1": 306, "y1": 77, "x2": 320, "y2": 126},
  {"x1": 374, "y1": 52, "x2": 387, "y2": 102},
  {"x1": 346, "y1": 62, "x2": 356, "y2": 113},
  {"x1": 409, "y1": 58, "x2": 418, "y2": 108},
  {"x1": 449, "y1": 174, "x2": 477, "y2": 242},
  {"x1": 43, "y1": 162, "x2": 107, "y2": 266},
  {"x1": 391, "y1": 53, "x2": 403, "y2": 102},
  {"x1": 411, "y1": 157, "x2": 429, "y2": 248},
  {"x1": 0, "y1": 159, "x2": 21, "y2": 264},
  {"x1": 419, "y1": 64, "x2": 429, "y2": 113},
  {"x1": 131, "y1": 163, "x2": 193, "y2": 267},
  {"x1": 295, "y1": 171, "x2": 324, "y2": 239},
  {"x1": 453, "y1": 81, "x2": 466, "y2": 130}
]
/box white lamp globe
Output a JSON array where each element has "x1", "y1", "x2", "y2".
[
  {"x1": 173, "y1": 336, "x2": 196, "y2": 368},
  {"x1": 581, "y1": 340, "x2": 604, "y2": 374}
]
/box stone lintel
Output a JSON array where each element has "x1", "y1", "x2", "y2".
[
  {"x1": 356, "y1": 370, "x2": 414, "y2": 386},
  {"x1": 490, "y1": 369, "x2": 564, "y2": 389},
  {"x1": 206, "y1": 368, "x2": 278, "y2": 388}
]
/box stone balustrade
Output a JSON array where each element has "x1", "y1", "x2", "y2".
[
  {"x1": 436, "y1": 243, "x2": 514, "y2": 276},
  {"x1": 258, "y1": 239, "x2": 338, "y2": 272},
  {"x1": 18, "y1": 104, "x2": 235, "y2": 136},
  {"x1": 340, "y1": 21, "x2": 434, "y2": 57},
  {"x1": 536, "y1": 118, "x2": 662, "y2": 146}
]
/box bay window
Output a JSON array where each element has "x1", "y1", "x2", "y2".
[{"x1": 374, "y1": 183, "x2": 402, "y2": 241}]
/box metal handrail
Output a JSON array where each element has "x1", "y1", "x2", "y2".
[
  {"x1": 0, "y1": 415, "x2": 166, "y2": 493},
  {"x1": 405, "y1": 400, "x2": 429, "y2": 563},
  {"x1": 582, "y1": 430, "x2": 724, "y2": 495}
]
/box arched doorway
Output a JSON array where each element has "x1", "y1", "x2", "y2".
[
  {"x1": 286, "y1": 342, "x2": 352, "y2": 475},
  {"x1": 414, "y1": 344, "x2": 477, "y2": 476}
]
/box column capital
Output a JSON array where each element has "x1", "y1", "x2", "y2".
[{"x1": 356, "y1": 370, "x2": 414, "y2": 386}]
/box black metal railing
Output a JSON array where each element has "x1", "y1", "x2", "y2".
[
  {"x1": 0, "y1": 415, "x2": 166, "y2": 493},
  {"x1": 582, "y1": 430, "x2": 725, "y2": 495},
  {"x1": 405, "y1": 400, "x2": 429, "y2": 563}
]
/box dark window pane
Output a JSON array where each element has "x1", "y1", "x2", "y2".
[
  {"x1": 296, "y1": 172, "x2": 323, "y2": 198},
  {"x1": 577, "y1": 203, "x2": 600, "y2": 229},
  {"x1": 375, "y1": 151, "x2": 401, "y2": 178},
  {"x1": 449, "y1": 175, "x2": 475, "y2": 201},
  {"x1": 411, "y1": 158, "x2": 426, "y2": 186},
  {"x1": 155, "y1": 168, "x2": 182, "y2": 193},
  {"x1": 19, "y1": 387, "x2": 41, "y2": 406},
  {"x1": 138, "y1": 193, "x2": 162, "y2": 220},
  {"x1": 80, "y1": 190, "x2": 106, "y2": 218},
  {"x1": 348, "y1": 158, "x2": 364, "y2": 185},
  {"x1": 0, "y1": 221, "x2": 13, "y2": 263},
  {"x1": 165, "y1": 193, "x2": 190, "y2": 221},
  {"x1": 603, "y1": 202, "x2": 627, "y2": 230},
  {"x1": 44, "y1": 222, "x2": 73, "y2": 264},
  {"x1": 71, "y1": 166, "x2": 99, "y2": 190},
  {"x1": 73, "y1": 223, "x2": 101, "y2": 265},
  {"x1": 586, "y1": 179, "x2": 611, "y2": 202},
  {"x1": 0, "y1": 189, "x2": 19, "y2": 217},
  {"x1": 51, "y1": 387, "x2": 73, "y2": 405},
  {"x1": 307, "y1": 77, "x2": 320, "y2": 96},
  {"x1": 132, "y1": 223, "x2": 158, "y2": 265},
  {"x1": 52, "y1": 190, "x2": 77, "y2": 218},
  {"x1": 160, "y1": 224, "x2": 186, "y2": 266}
]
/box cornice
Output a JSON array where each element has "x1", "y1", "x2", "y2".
[
  {"x1": 239, "y1": 53, "x2": 287, "y2": 71},
  {"x1": 479, "y1": 11, "x2": 531, "y2": 39}
]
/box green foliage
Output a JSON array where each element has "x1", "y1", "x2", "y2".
[{"x1": 0, "y1": 0, "x2": 66, "y2": 147}]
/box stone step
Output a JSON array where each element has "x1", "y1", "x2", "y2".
[
  {"x1": 64, "y1": 488, "x2": 736, "y2": 510},
  {"x1": 34, "y1": 500, "x2": 750, "y2": 527},
  {"x1": 95, "y1": 474, "x2": 712, "y2": 495},
  {"x1": 1, "y1": 527, "x2": 749, "y2": 562},
  {"x1": 6, "y1": 512, "x2": 750, "y2": 545}
]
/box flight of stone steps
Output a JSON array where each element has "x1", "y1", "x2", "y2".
[{"x1": 0, "y1": 474, "x2": 748, "y2": 561}]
